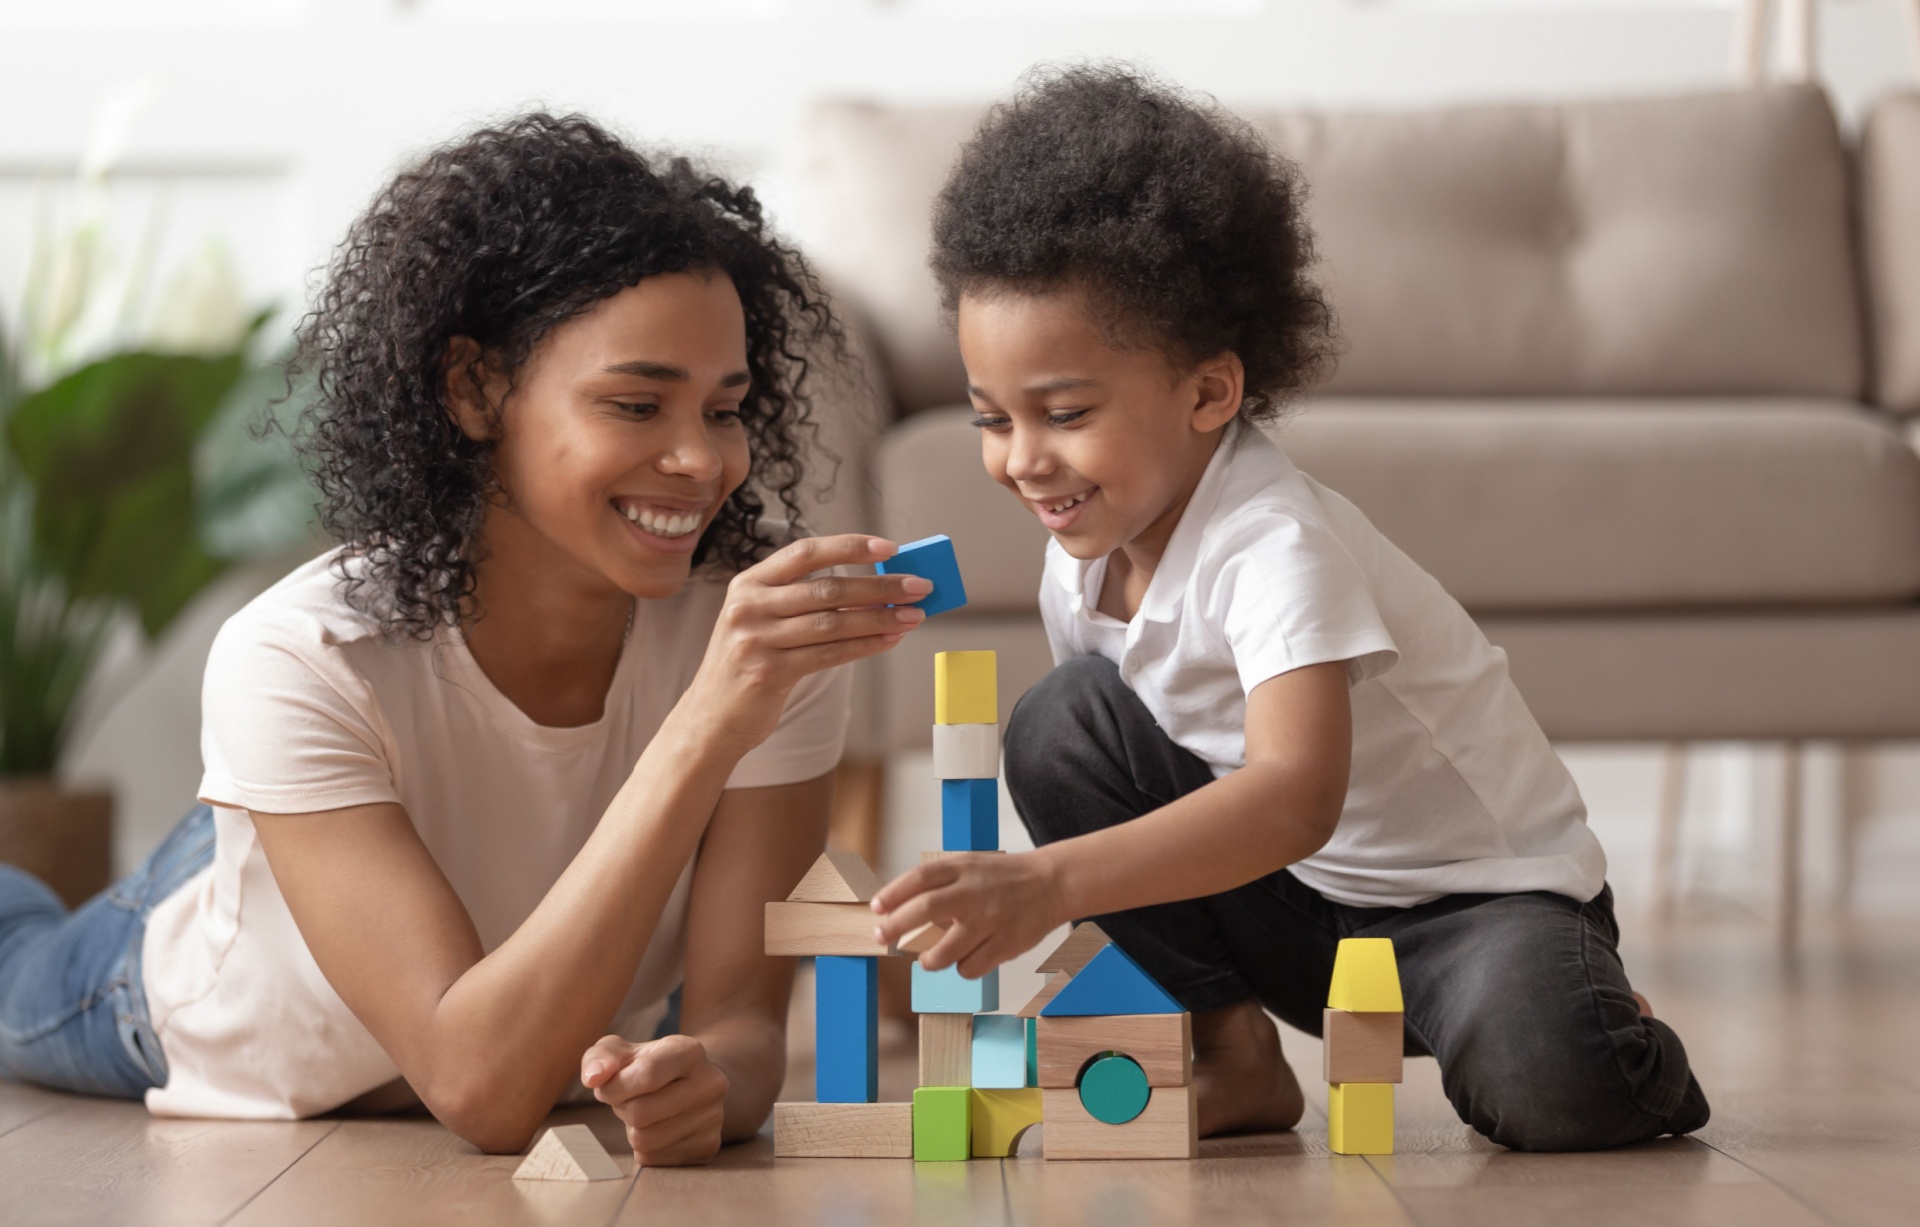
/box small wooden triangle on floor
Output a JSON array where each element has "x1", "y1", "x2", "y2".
[
  {"x1": 512, "y1": 1124, "x2": 624, "y2": 1182},
  {"x1": 788, "y1": 850, "x2": 883, "y2": 903},
  {"x1": 1035, "y1": 922, "x2": 1111, "y2": 976}
]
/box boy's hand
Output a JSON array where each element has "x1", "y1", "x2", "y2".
[
  {"x1": 870, "y1": 851, "x2": 1071, "y2": 978},
  {"x1": 581, "y1": 1034, "x2": 730, "y2": 1167}
]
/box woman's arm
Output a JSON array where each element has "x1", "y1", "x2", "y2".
[
  {"x1": 254, "y1": 535, "x2": 928, "y2": 1154},
  {"x1": 870, "y1": 660, "x2": 1353, "y2": 977}
]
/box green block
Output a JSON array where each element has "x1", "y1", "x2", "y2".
[
  {"x1": 1078, "y1": 1054, "x2": 1150, "y2": 1125},
  {"x1": 913, "y1": 1087, "x2": 972, "y2": 1161}
]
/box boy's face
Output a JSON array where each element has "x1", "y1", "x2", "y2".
[{"x1": 957, "y1": 287, "x2": 1241, "y2": 564}]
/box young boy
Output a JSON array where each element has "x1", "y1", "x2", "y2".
[{"x1": 870, "y1": 66, "x2": 1708, "y2": 1152}]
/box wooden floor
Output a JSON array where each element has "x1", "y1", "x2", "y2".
[{"x1": 4, "y1": 913, "x2": 1918, "y2": 1226}]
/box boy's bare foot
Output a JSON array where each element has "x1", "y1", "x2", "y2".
[
  {"x1": 1633, "y1": 991, "x2": 1653, "y2": 1018},
  {"x1": 1191, "y1": 999, "x2": 1304, "y2": 1136}
]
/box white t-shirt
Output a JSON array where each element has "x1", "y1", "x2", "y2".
[
  {"x1": 1039, "y1": 422, "x2": 1605, "y2": 909},
  {"x1": 141, "y1": 550, "x2": 849, "y2": 1120}
]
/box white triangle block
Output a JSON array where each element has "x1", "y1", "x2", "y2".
[{"x1": 512, "y1": 1124, "x2": 624, "y2": 1182}]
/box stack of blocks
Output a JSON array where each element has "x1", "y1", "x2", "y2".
[{"x1": 1323, "y1": 937, "x2": 1404, "y2": 1155}]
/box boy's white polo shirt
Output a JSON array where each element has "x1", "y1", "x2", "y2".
[{"x1": 1038, "y1": 422, "x2": 1606, "y2": 909}]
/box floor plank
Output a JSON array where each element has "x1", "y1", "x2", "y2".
[
  {"x1": 0, "y1": 1080, "x2": 77, "y2": 1140},
  {"x1": 1696, "y1": 1087, "x2": 1920, "y2": 1227}
]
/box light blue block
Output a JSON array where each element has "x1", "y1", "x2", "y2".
[
  {"x1": 941, "y1": 778, "x2": 998, "y2": 851},
  {"x1": 911, "y1": 963, "x2": 999, "y2": 1014},
  {"x1": 815, "y1": 956, "x2": 878, "y2": 1102},
  {"x1": 970, "y1": 1015, "x2": 1027, "y2": 1089}
]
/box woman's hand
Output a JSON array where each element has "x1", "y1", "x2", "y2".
[
  {"x1": 869, "y1": 851, "x2": 1073, "y2": 979},
  {"x1": 684, "y1": 535, "x2": 931, "y2": 754},
  {"x1": 581, "y1": 1034, "x2": 731, "y2": 1167}
]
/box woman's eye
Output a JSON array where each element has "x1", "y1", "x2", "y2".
[
  {"x1": 706, "y1": 405, "x2": 744, "y2": 424},
  {"x1": 616, "y1": 401, "x2": 659, "y2": 417},
  {"x1": 1047, "y1": 409, "x2": 1089, "y2": 426}
]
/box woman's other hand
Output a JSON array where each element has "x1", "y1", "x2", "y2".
[
  {"x1": 581, "y1": 1034, "x2": 731, "y2": 1167},
  {"x1": 869, "y1": 851, "x2": 1072, "y2": 980}
]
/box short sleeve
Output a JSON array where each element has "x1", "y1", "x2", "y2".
[
  {"x1": 723, "y1": 663, "x2": 853, "y2": 790},
  {"x1": 197, "y1": 609, "x2": 401, "y2": 815},
  {"x1": 1210, "y1": 509, "x2": 1400, "y2": 696}
]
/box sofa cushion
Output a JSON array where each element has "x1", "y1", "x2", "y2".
[
  {"x1": 1862, "y1": 91, "x2": 1920, "y2": 414},
  {"x1": 874, "y1": 400, "x2": 1920, "y2": 614},
  {"x1": 800, "y1": 86, "x2": 1863, "y2": 414}
]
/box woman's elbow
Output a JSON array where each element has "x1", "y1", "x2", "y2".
[{"x1": 428, "y1": 1079, "x2": 548, "y2": 1155}]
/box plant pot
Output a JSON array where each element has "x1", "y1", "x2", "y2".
[{"x1": 0, "y1": 777, "x2": 114, "y2": 910}]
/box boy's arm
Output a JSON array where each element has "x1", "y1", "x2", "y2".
[{"x1": 871, "y1": 660, "x2": 1352, "y2": 977}]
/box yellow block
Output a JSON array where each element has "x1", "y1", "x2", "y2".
[
  {"x1": 1328, "y1": 1083, "x2": 1394, "y2": 1155},
  {"x1": 935, "y1": 651, "x2": 998, "y2": 725},
  {"x1": 1327, "y1": 937, "x2": 1403, "y2": 1013},
  {"x1": 970, "y1": 1087, "x2": 1043, "y2": 1157}
]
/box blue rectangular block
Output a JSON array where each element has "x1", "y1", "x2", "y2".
[
  {"x1": 874, "y1": 534, "x2": 968, "y2": 618},
  {"x1": 941, "y1": 778, "x2": 998, "y2": 851},
  {"x1": 911, "y1": 963, "x2": 999, "y2": 1014},
  {"x1": 815, "y1": 955, "x2": 878, "y2": 1102},
  {"x1": 970, "y1": 1015, "x2": 1027, "y2": 1089}
]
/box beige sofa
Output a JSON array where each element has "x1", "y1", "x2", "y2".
[{"x1": 794, "y1": 85, "x2": 1920, "y2": 918}]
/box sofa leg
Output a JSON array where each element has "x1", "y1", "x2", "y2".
[
  {"x1": 1652, "y1": 743, "x2": 1688, "y2": 922},
  {"x1": 1775, "y1": 741, "x2": 1804, "y2": 953}
]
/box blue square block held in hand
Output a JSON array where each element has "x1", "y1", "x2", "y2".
[
  {"x1": 875, "y1": 534, "x2": 968, "y2": 618},
  {"x1": 941, "y1": 778, "x2": 998, "y2": 852},
  {"x1": 814, "y1": 955, "x2": 879, "y2": 1102}
]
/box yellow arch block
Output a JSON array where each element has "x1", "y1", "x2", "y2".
[
  {"x1": 1327, "y1": 938, "x2": 1403, "y2": 1013},
  {"x1": 971, "y1": 1087, "x2": 1043, "y2": 1157},
  {"x1": 935, "y1": 651, "x2": 998, "y2": 725}
]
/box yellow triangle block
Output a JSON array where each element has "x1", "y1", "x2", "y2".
[
  {"x1": 935, "y1": 651, "x2": 997, "y2": 725},
  {"x1": 1327, "y1": 937, "x2": 1402, "y2": 1013},
  {"x1": 971, "y1": 1087, "x2": 1043, "y2": 1157},
  {"x1": 1328, "y1": 1083, "x2": 1394, "y2": 1155}
]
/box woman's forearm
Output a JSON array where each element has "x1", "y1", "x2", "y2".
[{"x1": 695, "y1": 1011, "x2": 790, "y2": 1142}]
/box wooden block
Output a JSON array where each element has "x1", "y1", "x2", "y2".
[
  {"x1": 1328, "y1": 1082, "x2": 1394, "y2": 1155},
  {"x1": 912, "y1": 1087, "x2": 972, "y2": 1161},
  {"x1": 816, "y1": 956, "x2": 878, "y2": 1102},
  {"x1": 899, "y1": 921, "x2": 946, "y2": 954},
  {"x1": 1327, "y1": 937, "x2": 1403, "y2": 1013},
  {"x1": 934, "y1": 650, "x2": 996, "y2": 724},
  {"x1": 513, "y1": 1125, "x2": 623, "y2": 1182},
  {"x1": 1322, "y1": 1008, "x2": 1403, "y2": 1085},
  {"x1": 970, "y1": 1087, "x2": 1043, "y2": 1157},
  {"x1": 918, "y1": 1013, "x2": 972, "y2": 1087},
  {"x1": 773, "y1": 1102, "x2": 913, "y2": 1158},
  {"x1": 1035, "y1": 922, "x2": 1111, "y2": 975},
  {"x1": 911, "y1": 963, "x2": 998, "y2": 1013},
  {"x1": 1017, "y1": 972, "x2": 1070, "y2": 1018},
  {"x1": 932, "y1": 723, "x2": 999, "y2": 780},
  {"x1": 1035, "y1": 1013, "x2": 1191, "y2": 1088},
  {"x1": 1040, "y1": 1084, "x2": 1197, "y2": 1160},
  {"x1": 788, "y1": 849, "x2": 881, "y2": 903},
  {"x1": 878, "y1": 535, "x2": 969, "y2": 619},
  {"x1": 1040, "y1": 944, "x2": 1181, "y2": 1017},
  {"x1": 765, "y1": 902, "x2": 899, "y2": 957},
  {"x1": 940, "y1": 779, "x2": 998, "y2": 851},
  {"x1": 970, "y1": 1014, "x2": 1027, "y2": 1089}
]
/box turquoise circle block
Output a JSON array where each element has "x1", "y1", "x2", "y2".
[{"x1": 1078, "y1": 1054, "x2": 1150, "y2": 1124}]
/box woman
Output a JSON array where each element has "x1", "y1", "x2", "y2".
[{"x1": 0, "y1": 113, "x2": 925, "y2": 1164}]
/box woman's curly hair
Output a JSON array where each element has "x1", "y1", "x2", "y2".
[
  {"x1": 930, "y1": 65, "x2": 1337, "y2": 420},
  {"x1": 292, "y1": 111, "x2": 840, "y2": 638}
]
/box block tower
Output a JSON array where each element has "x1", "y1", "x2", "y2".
[
  {"x1": 1027, "y1": 922, "x2": 1198, "y2": 1159},
  {"x1": 1323, "y1": 937, "x2": 1403, "y2": 1155}
]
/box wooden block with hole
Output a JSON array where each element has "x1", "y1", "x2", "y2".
[
  {"x1": 513, "y1": 1124, "x2": 623, "y2": 1181},
  {"x1": 1035, "y1": 1013, "x2": 1192, "y2": 1088},
  {"x1": 1322, "y1": 1008, "x2": 1404, "y2": 1085},
  {"x1": 919, "y1": 1013, "x2": 971, "y2": 1087},
  {"x1": 765, "y1": 902, "x2": 900, "y2": 957},
  {"x1": 788, "y1": 849, "x2": 881, "y2": 903},
  {"x1": 1040, "y1": 1085, "x2": 1197, "y2": 1160},
  {"x1": 773, "y1": 1102, "x2": 914, "y2": 1158}
]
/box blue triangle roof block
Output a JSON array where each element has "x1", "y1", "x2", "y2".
[{"x1": 1039, "y1": 942, "x2": 1183, "y2": 1017}]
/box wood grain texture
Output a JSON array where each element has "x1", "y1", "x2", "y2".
[
  {"x1": 773, "y1": 1102, "x2": 913, "y2": 1158},
  {"x1": 919, "y1": 1013, "x2": 972, "y2": 1087},
  {"x1": 514, "y1": 1123, "x2": 623, "y2": 1181},
  {"x1": 1041, "y1": 1084, "x2": 1198, "y2": 1160},
  {"x1": 1035, "y1": 1012, "x2": 1192, "y2": 1088},
  {"x1": 789, "y1": 849, "x2": 883, "y2": 903},
  {"x1": 899, "y1": 920, "x2": 946, "y2": 954},
  {"x1": 0, "y1": 1081, "x2": 74, "y2": 1142},
  {"x1": 1035, "y1": 922, "x2": 1110, "y2": 975},
  {"x1": 765, "y1": 901, "x2": 901, "y2": 956},
  {"x1": 1324, "y1": 1008, "x2": 1405, "y2": 1085},
  {"x1": 1017, "y1": 972, "x2": 1069, "y2": 1019}
]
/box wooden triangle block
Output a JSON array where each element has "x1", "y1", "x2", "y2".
[
  {"x1": 1035, "y1": 922, "x2": 1110, "y2": 976},
  {"x1": 789, "y1": 850, "x2": 882, "y2": 903},
  {"x1": 513, "y1": 1124, "x2": 623, "y2": 1182},
  {"x1": 1327, "y1": 937, "x2": 1403, "y2": 1013},
  {"x1": 1040, "y1": 943, "x2": 1182, "y2": 1017},
  {"x1": 1017, "y1": 972, "x2": 1070, "y2": 1018}
]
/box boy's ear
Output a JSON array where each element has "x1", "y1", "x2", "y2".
[
  {"x1": 443, "y1": 336, "x2": 504, "y2": 443},
  {"x1": 1188, "y1": 351, "x2": 1245, "y2": 434}
]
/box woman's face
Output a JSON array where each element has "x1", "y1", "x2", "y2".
[{"x1": 474, "y1": 271, "x2": 754, "y2": 601}]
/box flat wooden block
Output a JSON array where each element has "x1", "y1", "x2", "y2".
[
  {"x1": 513, "y1": 1124, "x2": 623, "y2": 1182},
  {"x1": 932, "y1": 723, "x2": 999, "y2": 780},
  {"x1": 913, "y1": 1087, "x2": 972, "y2": 1161},
  {"x1": 765, "y1": 902, "x2": 899, "y2": 957},
  {"x1": 919, "y1": 1013, "x2": 972, "y2": 1087},
  {"x1": 1323, "y1": 1008, "x2": 1403, "y2": 1084},
  {"x1": 788, "y1": 849, "x2": 882, "y2": 903},
  {"x1": 1035, "y1": 1013, "x2": 1191, "y2": 1088},
  {"x1": 970, "y1": 1014, "x2": 1027, "y2": 1089},
  {"x1": 1017, "y1": 972, "x2": 1070, "y2": 1018},
  {"x1": 773, "y1": 1102, "x2": 913, "y2": 1158},
  {"x1": 1035, "y1": 922, "x2": 1111, "y2": 975},
  {"x1": 1040, "y1": 1084, "x2": 1197, "y2": 1160},
  {"x1": 934, "y1": 650, "x2": 996, "y2": 724},
  {"x1": 1327, "y1": 937, "x2": 1403, "y2": 1013},
  {"x1": 921, "y1": 849, "x2": 1003, "y2": 864},
  {"x1": 970, "y1": 1088, "x2": 1043, "y2": 1157},
  {"x1": 899, "y1": 920, "x2": 946, "y2": 954},
  {"x1": 1328, "y1": 1082, "x2": 1394, "y2": 1155}
]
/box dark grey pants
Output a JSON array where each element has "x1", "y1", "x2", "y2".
[{"x1": 1004, "y1": 655, "x2": 1710, "y2": 1152}]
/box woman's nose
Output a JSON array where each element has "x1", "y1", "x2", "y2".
[{"x1": 656, "y1": 413, "x2": 725, "y2": 480}]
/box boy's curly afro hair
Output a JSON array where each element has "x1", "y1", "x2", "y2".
[
  {"x1": 292, "y1": 111, "x2": 840, "y2": 639},
  {"x1": 931, "y1": 65, "x2": 1336, "y2": 420}
]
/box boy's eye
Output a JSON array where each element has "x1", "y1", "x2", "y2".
[
  {"x1": 1047, "y1": 409, "x2": 1089, "y2": 426},
  {"x1": 969, "y1": 413, "x2": 1012, "y2": 431}
]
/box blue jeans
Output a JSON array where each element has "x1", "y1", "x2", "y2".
[{"x1": 0, "y1": 804, "x2": 215, "y2": 1098}]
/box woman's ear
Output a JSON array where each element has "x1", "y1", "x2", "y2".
[
  {"x1": 1189, "y1": 351, "x2": 1245, "y2": 434},
  {"x1": 443, "y1": 337, "x2": 502, "y2": 443}
]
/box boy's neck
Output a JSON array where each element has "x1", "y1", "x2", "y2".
[{"x1": 1094, "y1": 425, "x2": 1230, "y2": 622}]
